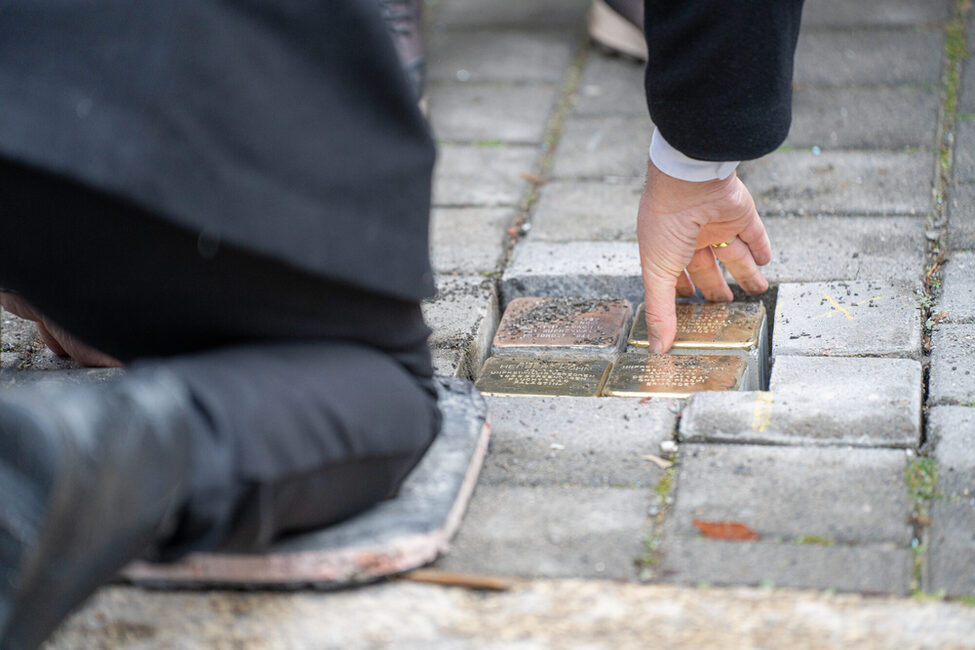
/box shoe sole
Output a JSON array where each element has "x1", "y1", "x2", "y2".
[{"x1": 587, "y1": 0, "x2": 648, "y2": 61}]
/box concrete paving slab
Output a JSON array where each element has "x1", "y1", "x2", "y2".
[
  {"x1": 423, "y1": 275, "x2": 500, "y2": 380},
  {"x1": 926, "y1": 406, "x2": 975, "y2": 596},
  {"x1": 772, "y1": 281, "x2": 922, "y2": 359},
  {"x1": 49, "y1": 580, "x2": 975, "y2": 650},
  {"x1": 668, "y1": 444, "x2": 912, "y2": 544},
  {"x1": 680, "y1": 357, "x2": 922, "y2": 448},
  {"x1": 124, "y1": 378, "x2": 490, "y2": 588},
  {"x1": 550, "y1": 115, "x2": 651, "y2": 179},
  {"x1": 529, "y1": 179, "x2": 642, "y2": 242},
  {"x1": 660, "y1": 444, "x2": 912, "y2": 593},
  {"x1": 431, "y1": 347, "x2": 468, "y2": 378},
  {"x1": 739, "y1": 151, "x2": 935, "y2": 216},
  {"x1": 433, "y1": 144, "x2": 538, "y2": 207},
  {"x1": 948, "y1": 180, "x2": 975, "y2": 249},
  {"x1": 428, "y1": 30, "x2": 575, "y2": 84},
  {"x1": 787, "y1": 86, "x2": 939, "y2": 149},
  {"x1": 757, "y1": 216, "x2": 926, "y2": 285},
  {"x1": 952, "y1": 121, "x2": 975, "y2": 184},
  {"x1": 502, "y1": 241, "x2": 643, "y2": 306},
  {"x1": 428, "y1": 83, "x2": 558, "y2": 143},
  {"x1": 793, "y1": 30, "x2": 945, "y2": 87},
  {"x1": 573, "y1": 55, "x2": 647, "y2": 117},
  {"x1": 929, "y1": 325, "x2": 975, "y2": 405},
  {"x1": 937, "y1": 252, "x2": 975, "y2": 323},
  {"x1": 801, "y1": 0, "x2": 951, "y2": 27},
  {"x1": 962, "y1": 57, "x2": 975, "y2": 113},
  {"x1": 435, "y1": 484, "x2": 647, "y2": 579},
  {"x1": 432, "y1": 0, "x2": 590, "y2": 29},
  {"x1": 659, "y1": 539, "x2": 913, "y2": 595},
  {"x1": 479, "y1": 396, "x2": 678, "y2": 488},
  {"x1": 430, "y1": 207, "x2": 512, "y2": 274}
]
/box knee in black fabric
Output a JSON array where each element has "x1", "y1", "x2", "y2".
[{"x1": 152, "y1": 341, "x2": 440, "y2": 556}]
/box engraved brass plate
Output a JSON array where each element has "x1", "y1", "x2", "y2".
[
  {"x1": 494, "y1": 297, "x2": 630, "y2": 351},
  {"x1": 628, "y1": 302, "x2": 765, "y2": 350},
  {"x1": 602, "y1": 352, "x2": 745, "y2": 398},
  {"x1": 475, "y1": 357, "x2": 612, "y2": 397}
]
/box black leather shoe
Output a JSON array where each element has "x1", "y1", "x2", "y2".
[
  {"x1": 379, "y1": 0, "x2": 426, "y2": 104},
  {"x1": 0, "y1": 371, "x2": 194, "y2": 650}
]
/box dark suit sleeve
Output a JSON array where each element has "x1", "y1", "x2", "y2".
[{"x1": 644, "y1": 0, "x2": 805, "y2": 161}]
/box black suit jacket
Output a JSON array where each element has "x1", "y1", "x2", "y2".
[
  {"x1": 645, "y1": 0, "x2": 806, "y2": 161},
  {"x1": 0, "y1": 0, "x2": 436, "y2": 300}
]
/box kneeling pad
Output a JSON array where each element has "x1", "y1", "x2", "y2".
[{"x1": 122, "y1": 377, "x2": 490, "y2": 589}]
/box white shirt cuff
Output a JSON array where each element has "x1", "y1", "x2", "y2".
[{"x1": 649, "y1": 128, "x2": 740, "y2": 182}]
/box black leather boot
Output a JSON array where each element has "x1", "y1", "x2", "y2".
[{"x1": 0, "y1": 370, "x2": 195, "y2": 650}]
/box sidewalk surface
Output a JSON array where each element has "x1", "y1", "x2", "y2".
[{"x1": 4, "y1": 0, "x2": 975, "y2": 646}]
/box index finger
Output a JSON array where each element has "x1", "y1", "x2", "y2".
[{"x1": 641, "y1": 264, "x2": 677, "y2": 354}]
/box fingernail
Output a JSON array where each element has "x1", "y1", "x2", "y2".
[{"x1": 648, "y1": 337, "x2": 664, "y2": 354}]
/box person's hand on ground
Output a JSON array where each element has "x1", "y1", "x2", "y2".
[
  {"x1": 637, "y1": 159, "x2": 771, "y2": 353},
  {"x1": 0, "y1": 292, "x2": 123, "y2": 367}
]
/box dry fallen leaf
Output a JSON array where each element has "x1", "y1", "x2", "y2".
[
  {"x1": 931, "y1": 311, "x2": 948, "y2": 325},
  {"x1": 520, "y1": 172, "x2": 547, "y2": 184},
  {"x1": 692, "y1": 519, "x2": 760, "y2": 541},
  {"x1": 642, "y1": 454, "x2": 673, "y2": 469}
]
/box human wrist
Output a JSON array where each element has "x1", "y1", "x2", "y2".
[{"x1": 648, "y1": 129, "x2": 740, "y2": 182}]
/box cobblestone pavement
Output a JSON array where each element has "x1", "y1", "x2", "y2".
[{"x1": 11, "y1": 0, "x2": 975, "y2": 646}]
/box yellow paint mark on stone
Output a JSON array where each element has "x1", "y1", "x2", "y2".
[{"x1": 751, "y1": 391, "x2": 774, "y2": 432}]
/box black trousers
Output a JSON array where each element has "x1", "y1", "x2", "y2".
[{"x1": 0, "y1": 160, "x2": 440, "y2": 556}]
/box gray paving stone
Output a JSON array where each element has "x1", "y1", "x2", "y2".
[
  {"x1": 428, "y1": 83, "x2": 558, "y2": 143},
  {"x1": 948, "y1": 180, "x2": 975, "y2": 249},
  {"x1": 502, "y1": 241, "x2": 643, "y2": 306},
  {"x1": 659, "y1": 539, "x2": 912, "y2": 594},
  {"x1": 529, "y1": 179, "x2": 642, "y2": 242},
  {"x1": 929, "y1": 325, "x2": 975, "y2": 405},
  {"x1": 480, "y1": 396, "x2": 678, "y2": 488},
  {"x1": 433, "y1": 144, "x2": 538, "y2": 207},
  {"x1": 431, "y1": 347, "x2": 468, "y2": 378},
  {"x1": 936, "y1": 252, "x2": 975, "y2": 323},
  {"x1": 962, "y1": 56, "x2": 975, "y2": 113},
  {"x1": 802, "y1": 0, "x2": 951, "y2": 27},
  {"x1": 757, "y1": 216, "x2": 926, "y2": 285},
  {"x1": 430, "y1": 207, "x2": 512, "y2": 274},
  {"x1": 670, "y1": 444, "x2": 911, "y2": 542},
  {"x1": 422, "y1": 275, "x2": 500, "y2": 381},
  {"x1": 435, "y1": 485, "x2": 646, "y2": 579},
  {"x1": 926, "y1": 406, "x2": 975, "y2": 595},
  {"x1": 428, "y1": 30, "x2": 575, "y2": 83},
  {"x1": 432, "y1": 0, "x2": 590, "y2": 29},
  {"x1": 573, "y1": 55, "x2": 647, "y2": 117},
  {"x1": 772, "y1": 281, "x2": 922, "y2": 359},
  {"x1": 786, "y1": 86, "x2": 939, "y2": 149},
  {"x1": 550, "y1": 116, "x2": 651, "y2": 179},
  {"x1": 793, "y1": 30, "x2": 944, "y2": 87},
  {"x1": 680, "y1": 357, "x2": 922, "y2": 448},
  {"x1": 659, "y1": 444, "x2": 912, "y2": 593},
  {"x1": 739, "y1": 151, "x2": 935, "y2": 216},
  {"x1": 953, "y1": 121, "x2": 975, "y2": 184}
]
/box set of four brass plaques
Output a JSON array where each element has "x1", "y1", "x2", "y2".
[{"x1": 474, "y1": 297, "x2": 767, "y2": 399}]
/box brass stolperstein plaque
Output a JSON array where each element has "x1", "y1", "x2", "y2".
[
  {"x1": 475, "y1": 357, "x2": 612, "y2": 397},
  {"x1": 628, "y1": 302, "x2": 765, "y2": 350},
  {"x1": 493, "y1": 297, "x2": 630, "y2": 351},
  {"x1": 602, "y1": 352, "x2": 746, "y2": 399}
]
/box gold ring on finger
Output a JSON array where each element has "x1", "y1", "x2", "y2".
[{"x1": 711, "y1": 239, "x2": 734, "y2": 249}]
